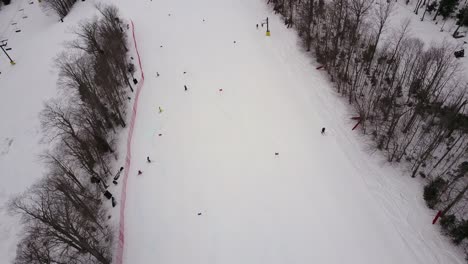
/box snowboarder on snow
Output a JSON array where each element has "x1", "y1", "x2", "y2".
[
  {"x1": 184, "y1": 85, "x2": 188, "y2": 91},
  {"x1": 156, "y1": 72, "x2": 160, "y2": 77},
  {"x1": 147, "y1": 156, "x2": 151, "y2": 163},
  {"x1": 321, "y1": 127, "x2": 326, "y2": 135},
  {"x1": 256, "y1": 24, "x2": 259, "y2": 29},
  {"x1": 138, "y1": 170, "x2": 143, "y2": 175}
]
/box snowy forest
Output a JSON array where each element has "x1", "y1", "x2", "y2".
[
  {"x1": 266, "y1": 0, "x2": 467, "y2": 256},
  {"x1": 7, "y1": 4, "x2": 133, "y2": 263}
]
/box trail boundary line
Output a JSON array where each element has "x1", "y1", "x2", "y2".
[{"x1": 115, "y1": 19, "x2": 145, "y2": 264}]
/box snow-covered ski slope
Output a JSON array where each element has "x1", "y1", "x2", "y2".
[{"x1": 113, "y1": 0, "x2": 465, "y2": 263}]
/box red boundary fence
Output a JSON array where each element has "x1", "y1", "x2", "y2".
[
  {"x1": 432, "y1": 210, "x2": 442, "y2": 225},
  {"x1": 115, "y1": 20, "x2": 145, "y2": 264}
]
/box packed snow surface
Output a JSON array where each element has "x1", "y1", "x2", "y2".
[{"x1": 112, "y1": 0, "x2": 466, "y2": 263}]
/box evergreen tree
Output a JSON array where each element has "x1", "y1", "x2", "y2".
[
  {"x1": 434, "y1": 0, "x2": 459, "y2": 20},
  {"x1": 427, "y1": 1, "x2": 438, "y2": 13},
  {"x1": 451, "y1": 219, "x2": 468, "y2": 245},
  {"x1": 455, "y1": 6, "x2": 468, "y2": 26},
  {"x1": 424, "y1": 177, "x2": 447, "y2": 208}
]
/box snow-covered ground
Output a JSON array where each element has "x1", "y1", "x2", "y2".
[
  {"x1": 111, "y1": 0, "x2": 465, "y2": 263},
  {"x1": 0, "y1": 1, "x2": 100, "y2": 262},
  {"x1": 392, "y1": 1, "x2": 467, "y2": 69},
  {"x1": 0, "y1": 0, "x2": 466, "y2": 263}
]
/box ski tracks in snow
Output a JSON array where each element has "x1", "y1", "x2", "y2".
[{"x1": 115, "y1": 0, "x2": 465, "y2": 263}]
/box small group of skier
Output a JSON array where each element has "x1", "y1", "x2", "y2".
[{"x1": 116, "y1": 29, "x2": 329, "y2": 213}]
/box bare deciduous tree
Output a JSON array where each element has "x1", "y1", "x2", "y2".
[
  {"x1": 12, "y1": 5, "x2": 129, "y2": 263},
  {"x1": 42, "y1": 0, "x2": 77, "y2": 19}
]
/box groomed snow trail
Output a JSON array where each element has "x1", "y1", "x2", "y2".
[{"x1": 113, "y1": 0, "x2": 465, "y2": 263}]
